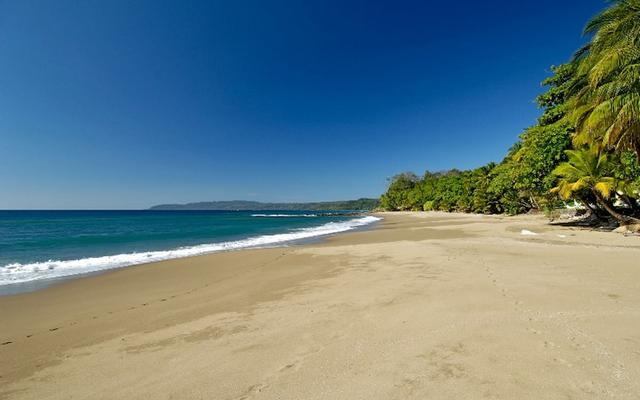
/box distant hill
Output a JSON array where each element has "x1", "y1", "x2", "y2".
[{"x1": 149, "y1": 198, "x2": 379, "y2": 211}]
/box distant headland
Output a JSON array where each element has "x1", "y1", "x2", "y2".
[{"x1": 148, "y1": 198, "x2": 379, "y2": 211}]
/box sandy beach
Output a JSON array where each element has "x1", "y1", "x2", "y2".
[{"x1": 1, "y1": 212, "x2": 640, "y2": 399}]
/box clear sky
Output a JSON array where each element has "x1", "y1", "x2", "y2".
[{"x1": 0, "y1": 0, "x2": 607, "y2": 209}]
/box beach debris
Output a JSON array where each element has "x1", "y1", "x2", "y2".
[
  {"x1": 556, "y1": 234, "x2": 567, "y2": 238},
  {"x1": 613, "y1": 224, "x2": 640, "y2": 234},
  {"x1": 520, "y1": 229, "x2": 539, "y2": 236}
]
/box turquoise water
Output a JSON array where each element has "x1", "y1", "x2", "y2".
[{"x1": 0, "y1": 210, "x2": 379, "y2": 288}]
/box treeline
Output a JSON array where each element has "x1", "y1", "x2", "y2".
[{"x1": 381, "y1": 0, "x2": 640, "y2": 225}]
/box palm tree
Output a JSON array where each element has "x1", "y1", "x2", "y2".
[
  {"x1": 569, "y1": 0, "x2": 640, "y2": 157},
  {"x1": 551, "y1": 147, "x2": 640, "y2": 224}
]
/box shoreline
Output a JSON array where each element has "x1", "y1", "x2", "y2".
[
  {"x1": 0, "y1": 214, "x2": 381, "y2": 296},
  {"x1": 2, "y1": 212, "x2": 639, "y2": 399}
]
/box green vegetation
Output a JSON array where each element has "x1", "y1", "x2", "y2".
[
  {"x1": 551, "y1": 147, "x2": 639, "y2": 223},
  {"x1": 150, "y1": 198, "x2": 379, "y2": 211},
  {"x1": 381, "y1": 0, "x2": 640, "y2": 226}
]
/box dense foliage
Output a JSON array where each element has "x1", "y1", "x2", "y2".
[{"x1": 381, "y1": 1, "x2": 640, "y2": 225}]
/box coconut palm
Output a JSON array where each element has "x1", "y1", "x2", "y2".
[
  {"x1": 569, "y1": 0, "x2": 640, "y2": 157},
  {"x1": 552, "y1": 147, "x2": 640, "y2": 224}
]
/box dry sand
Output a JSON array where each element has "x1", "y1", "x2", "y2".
[{"x1": 1, "y1": 212, "x2": 640, "y2": 399}]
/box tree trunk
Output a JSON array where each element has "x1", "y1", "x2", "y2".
[
  {"x1": 579, "y1": 194, "x2": 610, "y2": 219},
  {"x1": 529, "y1": 194, "x2": 540, "y2": 210},
  {"x1": 578, "y1": 197, "x2": 599, "y2": 218},
  {"x1": 592, "y1": 190, "x2": 640, "y2": 225},
  {"x1": 621, "y1": 194, "x2": 639, "y2": 214}
]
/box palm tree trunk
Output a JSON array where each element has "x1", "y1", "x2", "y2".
[
  {"x1": 621, "y1": 194, "x2": 639, "y2": 214},
  {"x1": 578, "y1": 196, "x2": 600, "y2": 218},
  {"x1": 582, "y1": 193, "x2": 610, "y2": 218},
  {"x1": 592, "y1": 190, "x2": 640, "y2": 225}
]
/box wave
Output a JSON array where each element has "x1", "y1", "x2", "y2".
[
  {"x1": 251, "y1": 213, "x2": 318, "y2": 217},
  {"x1": 0, "y1": 216, "x2": 381, "y2": 286}
]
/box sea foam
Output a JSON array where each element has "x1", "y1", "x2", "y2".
[
  {"x1": 0, "y1": 216, "x2": 381, "y2": 286},
  {"x1": 251, "y1": 213, "x2": 318, "y2": 217}
]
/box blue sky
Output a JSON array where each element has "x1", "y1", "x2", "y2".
[{"x1": 0, "y1": 0, "x2": 606, "y2": 209}]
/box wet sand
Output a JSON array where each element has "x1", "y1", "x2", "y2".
[{"x1": 1, "y1": 212, "x2": 640, "y2": 399}]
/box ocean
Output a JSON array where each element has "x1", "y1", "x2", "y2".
[{"x1": 0, "y1": 210, "x2": 380, "y2": 290}]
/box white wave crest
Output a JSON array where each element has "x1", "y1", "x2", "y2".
[
  {"x1": 0, "y1": 216, "x2": 381, "y2": 286},
  {"x1": 251, "y1": 213, "x2": 318, "y2": 217}
]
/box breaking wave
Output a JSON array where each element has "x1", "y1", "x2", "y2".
[
  {"x1": 0, "y1": 216, "x2": 381, "y2": 286},
  {"x1": 251, "y1": 213, "x2": 318, "y2": 217}
]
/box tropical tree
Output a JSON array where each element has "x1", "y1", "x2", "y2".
[
  {"x1": 512, "y1": 124, "x2": 572, "y2": 208},
  {"x1": 612, "y1": 150, "x2": 640, "y2": 211},
  {"x1": 380, "y1": 172, "x2": 420, "y2": 211},
  {"x1": 379, "y1": 2, "x2": 640, "y2": 224},
  {"x1": 487, "y1": 160, "x2": 529, "y2": 215},
  {"x1": 495, "y1": 63, "x2": 575, "y2": 212},
  {"x1": 552, "y1": 147, "x2": 639, "y2": 224},
  {"x1": 569, "y1": 0, "x2": 640, "y2": 157}
]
